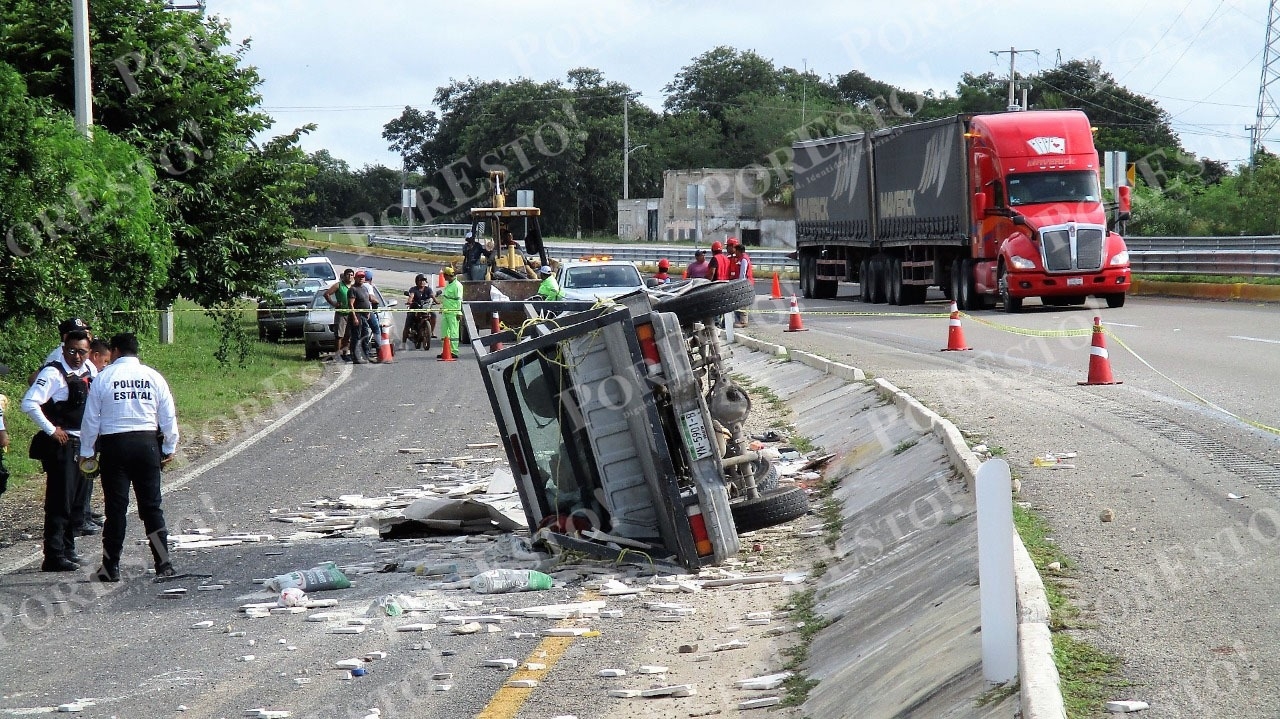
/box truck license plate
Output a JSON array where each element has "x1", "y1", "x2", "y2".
[
  {"x1": 681, "y1": 410, "x2": 714, "y2": 460},
  {"x1": 1067, "y1": 277, "x2": 1083, "y2": 286}
]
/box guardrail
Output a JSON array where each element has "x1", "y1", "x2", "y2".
[
  {"x1": 368, "y1": 235, "x2": 800, "y2": 272},
  {"x1": 362, "y1": 233, "x2": 1280, "y2": 278},
  {"x1": 1129, "y1": 250, "x2": 1280, "y2": 277}
]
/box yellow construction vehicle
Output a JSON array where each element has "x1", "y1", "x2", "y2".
[{"x1": 468, "y1": 170, "x2": 548, "y2": 281}]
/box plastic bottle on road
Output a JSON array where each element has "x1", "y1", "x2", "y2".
[{"x1": 469, "y1": 568, "x2": 553, "y2": 594}]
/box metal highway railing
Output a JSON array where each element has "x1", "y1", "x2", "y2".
[{"x1": 323, "y1": 230, "x2": 1280, "y2": 278}]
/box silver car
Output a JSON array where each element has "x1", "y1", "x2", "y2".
[{"x1": 302, "y1": 286, "x2": 397, "y2": 360}]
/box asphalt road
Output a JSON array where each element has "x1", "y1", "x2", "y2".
[{"x1": 743, "y1": 284, "x2": 1280, "y2": 718}]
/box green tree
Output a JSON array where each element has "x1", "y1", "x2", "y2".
[
  {"x1": 0, "y1": 61, "x2": 172, "y2": 372},
  {"x1": 0, "y1": 0, "x2": 312, "y2": 308}
]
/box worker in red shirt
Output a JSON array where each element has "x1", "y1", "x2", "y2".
[
  {"x1": 707, "y1": 241, "x2": 731, "y2": 281},
  {"x1": 653, "y1": 258, "x2": 672, "y2": 284}
]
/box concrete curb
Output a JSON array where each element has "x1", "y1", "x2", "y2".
[
  {"x1": 1130, "y1": 278, "x2": 1280, "y2": 303},
  {"x1": 731, "y1": 331, "x2": 1065, "y2": 719}
]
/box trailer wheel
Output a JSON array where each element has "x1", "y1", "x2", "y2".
[
  {"x1": 868, "y1": 258, "x2": 887, "y2": 304},
  {"x1": 1104, "y1": 293, "x2": 1126, "y2": 308},
  {"x1": 799, "y1": 255, "x2": 814, "y2": 299},
  {"x1": 858, "y1": 258, "x2": 872, "y2": 303},
  {"x1": 949, "y1": 258, "x2": 965, "y2": 309},
  {"x1": 998, "y1": 263, "x2": 1022, "y2": 313},
  {"x1": 654, "y1": 279, "x2": 755, "y2": 324},
  {"x1": 958, "y1": 258, "x2": 977, "y2": 311},
  {"x1": 887, "y1": 258, "x2": 902, "y2": 305},
  {"x1": 730, "y1": 486, "x2": 810, "y2": 534}
]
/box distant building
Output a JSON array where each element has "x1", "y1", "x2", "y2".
[{"x1": 617, "y1": 168, "x2": 795, "y2": 247}]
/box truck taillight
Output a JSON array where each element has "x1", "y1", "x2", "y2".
[
  {"x1": 685, "y1": 501, "x2": 714, "y2": 556},
  {"x1": 635, "y1": 323, "x2": 662, "y2": 375}
]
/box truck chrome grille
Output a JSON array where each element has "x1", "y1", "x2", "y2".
[{"x1": 1039, "y1": 224, "x2": 1105, "y2": 272}]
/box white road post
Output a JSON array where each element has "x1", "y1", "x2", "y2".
[{"x1": 975, "y1": 458, "x2": 1018, "y2": 683}]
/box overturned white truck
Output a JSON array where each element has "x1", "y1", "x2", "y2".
[{"x1": 464, "y1": 280, "x2": 810, "y2": 570}]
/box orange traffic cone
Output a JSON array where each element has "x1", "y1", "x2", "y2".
[
  {"x1": 770, "y1": 272, "x2": 783, "y2": 300},
  {"x1": 1078, "y1": 316, "x2": 1120, "y2": 385},
  {"x1": 437, "y1": 272, "x2": 446, "y2": 288},
  {"x1": 376, "y1": 318, "x2": 394, "y2": 363},
  {"x1": 491, "y1": 311, "x2": 503, "y2": 351},
  {"x1": 940, "y1": 301, "x2": 971, "y2": 351},
  {"x1": 784, "y1": 295, "x2": 807, "y2": 332},
  {"x1": 438, "y1": 335, "x2": 457, "y2": 362}
]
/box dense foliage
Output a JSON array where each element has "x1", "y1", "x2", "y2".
[
  {"x1": 0, "y1": 62, "x2": 171, "y2": 372},
  {"x1": 0, "y1": 0, "x2": 312, "y2": 310}
]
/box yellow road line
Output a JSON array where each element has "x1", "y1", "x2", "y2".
[{"x1": 474, "y1": 635, "x2": 577, "y2": 719}]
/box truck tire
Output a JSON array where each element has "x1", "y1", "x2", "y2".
[
  {"x1": 868, "y1": 258, "x2": 887, "y2": 304},
  {"x1": 752, "y1": 457, "x2": 779, "y2": 492},
  {"x1": 654, "y1": 280, "x2": 755, "y2": 324},
  {"x1": 858, "y1": 258, "x2": 872, "y2": 303},
  {"x1": 957, "y1": 258, "x2": 977, "y2": 311},
  {"x1": 887, "y1": 257, "x2": 903, "y2": 305},
  {"x1": 998, "y1": 263, "x2": 1022, "y2": 313},
  {"x1": 730, "y1": 486, "x2": 811, "y2": 534},
  {"x1": 800, "y1": 255, "x2": 815, "y2": 299},
  {"x1": 949, "y1": 258, "x2": 966, "y2": 309},
  {"x1": 1104, "y1": 293, "x2": 1126, "y2": 308}
]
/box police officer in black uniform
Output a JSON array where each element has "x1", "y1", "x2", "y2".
[{"x1": 20, "y1": 330, "x2": 95, "y2": 571}]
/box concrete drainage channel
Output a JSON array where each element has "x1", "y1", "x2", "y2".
[{"x1": 728, "y1": 332, "x2": 1063, "y2": 719}]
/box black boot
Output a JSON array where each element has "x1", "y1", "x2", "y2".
[{"x1": 41, "y1": 557, "x2": 79, "y2": 572}]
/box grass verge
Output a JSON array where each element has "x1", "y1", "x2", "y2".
[
  {"x1": 1014, "y1": 503, "x2": 1128, "y2": 716},
  {"x1": 779, "y1": 586, "x2": 831, "y2": 706},
  {"x1": 0, "y1": 300, "x2": 324, "y2": 490},
  {"x1": 1135, "y1": 273, "x2": 1280, "y2": 285}
]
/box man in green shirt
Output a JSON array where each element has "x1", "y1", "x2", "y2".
[
  {"x1": 537, "y1": 265, "x2": 563, "y2": 301},
  {"x1": 436, "y1": 266, "x2": 463, "y2": 358},
  {"x1": 323, "y1": 268, "x2": 355, "y2": 361}
]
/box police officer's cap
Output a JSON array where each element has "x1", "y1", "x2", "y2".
[{"x1": 59, "y1": 318, "x2": 90, "y2": 335}]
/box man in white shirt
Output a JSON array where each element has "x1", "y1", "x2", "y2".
[
  {"x1": 21, "y1": 330, "x2": 96, "y2": 572},
  {"x1": 79, "y1": 333, "x2": 180, "y2": 582}
]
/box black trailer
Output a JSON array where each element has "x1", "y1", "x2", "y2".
[{"x1": 793, "y1": 116, "x2": 973, "y2": 304}]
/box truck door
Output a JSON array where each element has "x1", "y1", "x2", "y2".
[{"x1": 971, "y1": 151, "x2": 1002, "y2": 260}]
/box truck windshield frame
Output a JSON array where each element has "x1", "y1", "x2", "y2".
[{"x1": 1006, "y1": 170, "x2": 1101, "y2": 207}]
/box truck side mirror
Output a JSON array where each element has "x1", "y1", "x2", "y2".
[
  {"x1": 1011, "y1": 214, "x2": 1028, "y2": 227},
  {"x1": 973, "y1": 191, "x2": 989, "y2": 216}
]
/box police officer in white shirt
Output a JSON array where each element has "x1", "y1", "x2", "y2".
[
  {"x1": 79, "y1": 333, "x2": 179, "y2": 582},
  {"x1": 21, "y1": 330, "x2": 96, "y2": 572}
]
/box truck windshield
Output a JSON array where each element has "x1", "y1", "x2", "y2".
[{"x1": 1006, "y1": 171, "x2": 1100, "y2": 206}]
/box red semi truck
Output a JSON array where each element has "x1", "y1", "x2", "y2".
[{"x1": 792, "y1": 110, "x2": 1131, "y2": 311}]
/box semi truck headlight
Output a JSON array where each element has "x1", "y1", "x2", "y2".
[
  {"x1": 1009, "y1": 255, "x2": 1036, "y2": 270},
  {"x1": 1109, "y1": 250, "x2": 1130, "y2": 266}
]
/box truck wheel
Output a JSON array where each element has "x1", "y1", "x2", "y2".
[
  {"x1": 730, "y1": 486, "x2": 810, "y2": 534},
  {"x1": 654, "y1": 280, "x2": 755, "y2": 324},
  {"x1": 868, "y1": 258, "x2": 887, "y2": 304},
  {"x1": 858, "y1": 258, "x2": 872, "y2": 303},
  {"x1": 886, "y1": 258, "x2": 901, "y2": 305},
  {"x1": 958, "y1": 258, "x2": 976, "y2": 311},
  {"x1": 998, "y1": 264, "x2": 1022, "y2": 313},
  {"x1": 752, "y1": 457, "x2": 779, "y2": 492},
  {"x1": 949, "y1": 258, "x2": 965, "y2": 309},
  {"x1": 800, "y1": 255, "x2": 815, "y2": 299},
  {"x1": 1104, "y1": 293, "x2": 1126, "y2": 308}
]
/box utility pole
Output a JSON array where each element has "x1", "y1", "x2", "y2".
[
  {"x1": 990, "y1": 47, "x2": 1039, "y2": 112},
  {"x1": 71, "y1": 0, "x2": 92, "y2": 137},
  {"x1": 801, "y1": 58, "x2": 808, "y2": 125},
  {"x1": 1252, "y1": 1, "x2": 1280, "y2": 166},
  {"x1": 623, "y1": 92, "x2": 631, "y2": 200}
]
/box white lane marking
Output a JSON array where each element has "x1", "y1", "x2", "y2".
[
  {"x1": 1104, "y1": 322, "x2": 1141, "y2": 328},
  {"x1": 0, "y1": 363, "x2": 353, "y2": 577},
  {"x1": 1230, "y1": 335, "x2": 1280, "y2": 345}
]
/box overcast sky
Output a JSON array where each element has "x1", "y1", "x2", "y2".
[{"x1": 207, "y1": 0, "x2": 1270, "y2": 170}]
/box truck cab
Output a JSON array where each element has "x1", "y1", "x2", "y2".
[{"x1": 967, "y1": 111, "x2": 1131, "y2": 311}]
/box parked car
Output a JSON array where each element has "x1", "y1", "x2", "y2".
[
  {"x1": 302, "y1": 285, "x2": 397, "y2": 360},
  {"x1": 464, "y1": 279, "x2": 808, "y2": 570},
  {"x1": 257, "y1": 278, "x2": 325, "y2": 342},
  {"x1": 286, "y1": 255, "x2": 339, "y2": 285},
  {"x1": 555, "y1": 258, "x2": 646, "y2": 301}
]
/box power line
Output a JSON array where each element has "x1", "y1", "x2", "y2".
[
  {"x1": 1117, "y1": 0, "x2": 1197, "y2": 82},
  {"x1": 1149, "y1": 0, "x2": 1227, "y2": 92}
]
